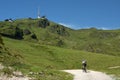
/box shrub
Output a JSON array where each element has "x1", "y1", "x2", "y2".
[
  {"x1": 57, "y1": 40, "x2": 64, "y2": 47},
  {"x1": 1, "y1": 67, "x2": 13, "y2": 76},
  {"x1": 49, "y1": 24, "x2": 69, "y2": 36},
  {"x1": 30, "y1": 33, "x2": 37, "y2": 39},
  {"x1": 0, "y1": 27, "x2": 23, "y2": 39},
  {"x1": 15, "y1": 27, "x2": 23, "y2": 39},
  {"x1": 0, "y1": 35, "x2": 3, "y2": 45},
  {"x1": 38, "y1": 18, "x2": 50, "y2": 28},
  {"x1": 23, "y1": 29, "x2": 31, "y2": 35}
]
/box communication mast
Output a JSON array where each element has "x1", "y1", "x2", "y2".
[{"x1": 38, "y1": 7, "x2": 40, "y2": 19}]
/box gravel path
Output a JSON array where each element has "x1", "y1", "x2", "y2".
[{"x1": 63, "y1": 70, "x2": 114, "y2": 80}]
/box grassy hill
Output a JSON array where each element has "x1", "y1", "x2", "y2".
[
  {"x1": 0, "y1": 35, "x2": 23, "y2": 76},
  {"x1": 3, "y1": 37, "x2": 120, "y2": 79},
  {"x1": 1, "y1": 18, "x2": 120, "y2": 56},
  {"x1": 0, "y1": 18, "x2": 120, "y2": 79},
  {"x1": 67, "y1": 28, "x2": 120, "y2": 56}
]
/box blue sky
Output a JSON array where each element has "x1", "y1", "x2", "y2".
[{"x1": 0, "y1": 0, "x2": 120, "y2": 30}]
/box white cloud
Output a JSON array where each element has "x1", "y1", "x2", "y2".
[
  {"x1": 59, "y1": 23, "x2": 74, "y2": 28},
  {"x1": 59, "y1": 23, "x2": 80, "y2": 29},
  {"x1": 99, "y1": 27, "x2": 109, "y2": 30},
  {"x1": 59, "y1": 23, "x2": 110, "y2": 30},
  {"x1": 81, "y1": 26, "x2": 110, "y2": 30}
]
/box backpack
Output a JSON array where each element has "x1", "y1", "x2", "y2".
[{"x1": 82, "y1": 60, "x2": 87, "y2": 66}]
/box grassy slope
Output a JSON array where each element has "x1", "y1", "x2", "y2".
[
  {"x1": 1, "y1": 19, "x2": 120, "y2": 79},
  {"x1": 1, "y1": 19, "x2": 120, "y2": 56},
  {"x1": 0, "y1": 35, "x2": 22, "y2": 68},
  {"x1": 3, "y1": 37, "x2": 120, "y2": 79},
  {"x1": 2, "y1": 37, "x2": 72, "y2": 80},
  {"x1": 65, "y1": 28, "x2": 120, "y2": 56}
]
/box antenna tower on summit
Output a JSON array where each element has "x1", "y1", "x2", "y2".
[{"x1": 38, "y1": 7, "x2": 40, "y2": 19}]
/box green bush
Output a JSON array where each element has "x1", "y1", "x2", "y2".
[
  {"x1": 0, "y1": 35, "x2": 3, "y2": 45},
  {"x1": 14, "y1": 27, "x2": 23, "y2": 39},
  {"x1": 49, "y1": 24, "x2": 69, "y2": 36},
  {"x1": 37, "y1": 18, "x2": 50, "y2": 28},
  {"x1": 57, "y1": 40, "x2": 64, "y2": 47},
  {"x1": 1, "y1": 67, "x2": 13, "y2": 76},
  {"x1": 0, "y1": 27, "x2": 23, "y2": 39},
  {"x1": 23, "y1": 29, "x2": 31, "y2": 35}
]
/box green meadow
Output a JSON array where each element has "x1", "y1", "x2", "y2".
[
  {"x1": 3, "y1": 37, "x2": 120, "y2": 80},
  {"x1": 0, "y1": 18, "x2": 120, "y2": 79}
]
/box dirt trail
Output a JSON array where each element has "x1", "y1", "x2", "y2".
[{"x1": 63, "y1": 70, "x2": 114, "y2": 80}]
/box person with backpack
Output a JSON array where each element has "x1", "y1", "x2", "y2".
[{"x1": 82, "y1": 60, "x2": 87, "y2": 72}]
